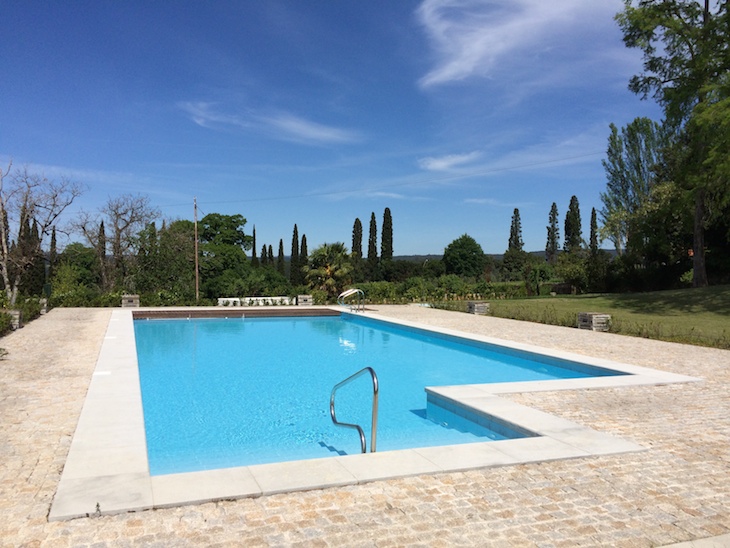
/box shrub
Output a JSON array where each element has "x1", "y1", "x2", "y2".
[{"x1": 0, "y1": 311, "x2": 12, "y2": 336}]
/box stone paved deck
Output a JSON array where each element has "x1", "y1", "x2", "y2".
[{"x1": 1, "y1": 306, "x2": 728, "y2": 547}]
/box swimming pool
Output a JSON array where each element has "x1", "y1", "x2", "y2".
[
  {"x1": 134, "y1": 313, "x2": 624, "y2": 475},
  {"x1": 52, "y1": 307, "x2": 701, "y2": 521}
]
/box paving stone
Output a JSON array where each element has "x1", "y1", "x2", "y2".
[{"x1": 1, "y1": 306, "x2": 729, "y2": 546}]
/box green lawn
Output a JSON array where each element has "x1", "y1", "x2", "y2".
[{"x1": 439, "y1": 285, "x2": 730, "y2": 349}]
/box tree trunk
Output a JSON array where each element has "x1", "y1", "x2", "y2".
[{"x1": 692, "y1": 188, "x2": 709, "y2": 287}]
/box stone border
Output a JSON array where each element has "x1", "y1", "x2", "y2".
[{"x1": 49, "y1": 308, "x2": 699, "y2": 521}]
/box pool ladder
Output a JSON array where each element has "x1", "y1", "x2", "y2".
[
  {"x1": 330, "y1": 367, "x2": 379, "y2": 453},
  {"x1": 337, "y1": 288, "x2": 364, "y2": 312}
]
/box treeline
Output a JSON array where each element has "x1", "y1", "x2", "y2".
[{"x1": 2, "y1": 2, "x2": 729, "y2": 310}]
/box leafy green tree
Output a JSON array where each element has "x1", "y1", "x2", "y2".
[
  {"x1": 198, "y1": 213, "x2": 253, "y2": 298},
  {"x1": 600, "y1": 117, "x2": 665, "y2": 255},
  {"x1": 158, "y1": 220, "x2": 196, "y2": 300},
  {"x1": 134, "y1": 221, "x2": 159, "y2": 292},
  {"x1": 367, "y1": 212, "x2": 378, "y2": 281},
  {"x1": 616, "y1": 0, "x2": 730, "y2": 286},
  {"x1": 304, "y1": 242, "x2": 353, "y2": 299},
  {"x1": 443, "y1": 234, "x2": 486, "y2": 278},
  {"x1": 290, "y1": 224, "x2": 300, "y2": 284},
  {"x1": 564, "y1": 196, "x2": 583, "y2": 254},
  {"x1": 555, "y1": 252, "x2": 588, "y2": 293},
  {"x1": 200, "y1": 213, "x2": 252, "y2": 250},
  {"x1": 56, "y1": 243, "x2": 100, "y2": 289},
  {"x1": 546, "y1": 202, "x2": 560, "y2": 265}
]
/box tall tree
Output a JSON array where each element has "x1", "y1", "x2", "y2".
[
  {"x1": 443, "y1": 234, "x2": 486, "y2": 278},
  {"x1": 381, "y1": 207, "x2": 393, "y2": 262},
  {"x1": 351, "y1": 218, "x2": 363, "y2": 259},
  {"x1": 616, "y1": 0, "x2": 730, "y2": 286},
  {"x1": 367, "y1": 212, "x2": 378, "y2": 280},
  {"x1": 290, "y1": 224, "x2": 300, "y2": 284},
  {"x1": 260, "y1": 244, "x2": 268, "y2": 266},
  {"x1": 0, "y1": 163, "x2": 83, "y2": 305},
  {"x1": 600, "y1": 117, "x2": 666, "y2": 255},
  {"x1": 546, "y1": 202, "x2": 560, "y2": 264},
  {"x1": 564, "y1": 195, "x2": 583, "y2": 253},
  {"x1": 589, "y1": 208, "x2": 600, "y2": 255},
  {"x1": 76, "y1": 194, "x2": 160, "y2": 290},
  {"x1": 277, "y1": 239, "x2": 286, "y2": 276},
  {"x1": 299, "y1": 234, "x2": 308, "y2": 275},
  {"x1": 267, "y1": 244, "x2": 274, "y2": 265},
  {"x1": 508, "y1": 208, "x2": 524, "y2": 251},
  {"x1": 251, "y1": 225, "x2": 259, "y2": 267}
]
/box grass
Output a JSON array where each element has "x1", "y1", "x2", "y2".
[{"x1": 435, "y1": 285, "x2": 730, "y2": 349}]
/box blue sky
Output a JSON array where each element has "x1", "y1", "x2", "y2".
[{"x1": 1, "y1": 0, "x2": 661, "y2": 255}]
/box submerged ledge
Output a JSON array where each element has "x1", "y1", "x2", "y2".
[{"x1": 49, "y1": 307, "x2": 699, "y2": 521}]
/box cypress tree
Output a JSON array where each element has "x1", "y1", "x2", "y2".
[
  {"x1": 508, "y1": 208, "x2": 523, "y2": 251},
  {"x1": 277, "y1": 239, "x2": 285, "y2": 275},
  {"x1": 546, "y1": 202, "x2": 559, "y2": 264},
  {"x1": 251, "y1": 226, "x2": 259, "y2": 267},
  {"x1": 381, "y1": 207, "x2": 393, "y2": 262},
  {"x1": 589, "y1": 208, "x2": 599, "y2": 256},
  {"x1": 299, "y1": 234, "x2": 308, "y2": 273},
  {"x1": 49, "y1": 226, "x2": 57, "y2": 270},
  {"x1": 367, "y1": 212, "x2": 378, "y2": 281},
  {"x1": 98, "y1": 220, "x2": 108, "y2": 290},
  {"x1": 290, "y1": 224, "x2": 299, "y2": 284},
  {"x1": 564, "y1": 195, "x2": 583, "y2": 254},
  {"x1": 352, "y1": 218, "x2": 362, "y2": 259},
  {"x1": 260, "y1": 244, "x2": 268, "y2": 266},
  {"x1": 267, "y1": 244, "x2": 274, "y2": 265}
]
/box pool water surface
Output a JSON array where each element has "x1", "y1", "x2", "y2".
[{"x1": 134, "y1": 314, "x2": 624, "y2": 475}]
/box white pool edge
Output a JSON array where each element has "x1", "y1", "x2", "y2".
[{"x1": 49, "y1": 308, "x2": 700, "y2": 521}]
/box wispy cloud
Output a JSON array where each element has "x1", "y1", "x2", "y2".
[
  {"x1": 177, "y1": 102, "x2": 361, "y2": 145},
  {"x1": 258, "y1": 113, "x2": 361, "y2": 144},
  {"x1": 177, "y1": 101, "x2": 250, "y2": 130},
  {"x1": 416, "y1": 0, "x2": 620, "y2": 88},
  {"x1": 418, "y1": 151, "x2": 481, "y2": 171}
]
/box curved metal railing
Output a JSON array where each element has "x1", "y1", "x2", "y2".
[
  {"x1": 337, "y1": 288, "x2": 364, "y2": 312},
  {"x1": 329, "y1": 367, "x2": 379, "y2": 453}
]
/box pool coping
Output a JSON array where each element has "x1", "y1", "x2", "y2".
[{"x1": 49, "y1": 307, "x2": 700, "y2": 521}]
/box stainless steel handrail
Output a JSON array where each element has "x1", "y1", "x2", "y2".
[
  {"x1": 337, "y1": 288, "x2": 364, "y2": 312},
  {"x1": 329, "y1": 367, "x2": 379, "y2": 453}
]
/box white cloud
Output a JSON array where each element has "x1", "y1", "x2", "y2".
[
  {"x1": 416, "y1": 0, "x2": 621, "y2": 88},
  {"x1": 418, "y1": 151, "x2": 481, "y2": 171},
  {"x1": 258, "y1": 113, "x2": 362, "y2": 144},
  {"x1": 177, "y1": 102, "x2": 249, "y2": 130},
  {"x1": 177, "y1": 102, "x2": 361, "y2": 145}
]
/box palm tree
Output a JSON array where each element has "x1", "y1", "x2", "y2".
[{"x1": 304, "y1": 242, "x2": 353, "y2": 300}]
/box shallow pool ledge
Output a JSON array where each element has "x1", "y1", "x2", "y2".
[{"x1": 49, "y1": 307, "x2": 701, "y2": 521}]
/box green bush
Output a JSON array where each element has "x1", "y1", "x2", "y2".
[
  {"x1": 0, "y1": 311, "x2": 13, "y2": 336},
  {"x1": 18, "y1": 298, "x2": 42, "y2": 323}
]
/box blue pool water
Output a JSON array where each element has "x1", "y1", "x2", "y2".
[{"x1": 134, "y1": 314, "x2": 623, "y2": 475}]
